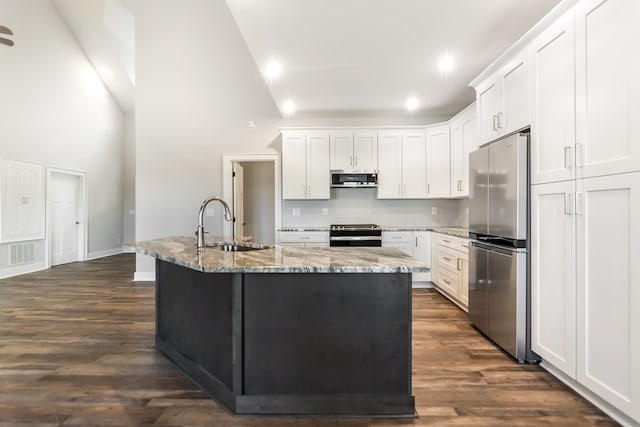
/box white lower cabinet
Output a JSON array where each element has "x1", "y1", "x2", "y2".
[
  {"x1": 382, "y1": 231, "x2": 431, "y2": 284},
  {"x1": 278, "y1": 231, "x2": 329, "y2": 248},
  {"x1": 2, "y1": 159, "x2": 45, "y2": 242},
  {"x1": 431, "y1": 233, "x2": 469, "y2": 311},
  {"x1": 532, "y1": 172, "x2": 640, "y2": 423}
]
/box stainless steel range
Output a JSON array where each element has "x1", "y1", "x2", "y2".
[{"x1": 329, "y1": 224, "x2": 382, "y2": 247}]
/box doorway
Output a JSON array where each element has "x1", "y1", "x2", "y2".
[
  {"x1": 48, "y1": 169, "x2": 87, "y2": 266},
  {"x1": 222, "y1": 154, "x2": 281, "y2": 244}
]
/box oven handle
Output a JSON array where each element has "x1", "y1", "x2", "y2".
[{"x1": 329, "y1": 236, "x2": 382, "y2": 241}]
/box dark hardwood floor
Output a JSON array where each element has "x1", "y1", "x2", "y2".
[{"x1": 0, "y1": 254, "x2": 617, "y2": 426}]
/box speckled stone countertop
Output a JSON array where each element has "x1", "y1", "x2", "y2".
[
  {"x1": 279, "y1": 226, "x2": 469, "y2": 239},
  {"x1": 127, "y1": 236, "x2": 428, "y2": 274}
]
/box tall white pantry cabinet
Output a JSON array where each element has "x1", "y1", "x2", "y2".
[{"x1": 528, "y1": 0, "x2": 639, "y2": 423}]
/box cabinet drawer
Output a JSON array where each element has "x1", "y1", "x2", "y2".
[
  {"x1": 279, "y1": 232, "x2": 328, "y2": 243},
  {"x1": 382, "y1": 231, "x2": 411, "y2": 243},
  {"x1": 437, "y1": 267, "x2": 459, "y2": 297},
  {"x1": 437, "y1": 246, "x2": 459, "y2": 272},
  {"x1": 437, "y1": 234, "x2": 460, "y2": 251},
  {"x1": 459, "y1": 239, "x2": 470, "y2": 254}
]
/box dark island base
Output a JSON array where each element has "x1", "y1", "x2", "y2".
[{"x1": 155, "y1": 260, "x2": 416, "y2": 417}]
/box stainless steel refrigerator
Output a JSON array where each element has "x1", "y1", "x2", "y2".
[{"x1": 468, "y1": 131, "x2": 538, "y2": 363}]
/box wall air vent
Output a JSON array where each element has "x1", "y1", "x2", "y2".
[
  {"x1": 9, "y1": 242, "x2": 36, "y2": 266},
  {"x1": 0, "y1": 26, "x2": 14, "y2": 47}
]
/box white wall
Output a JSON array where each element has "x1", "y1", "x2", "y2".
[
  {"x1": 123, "y1": 113, "x2": 135, "y2": 246},
  {"x1": 242, "y1": 161, "x2": 275, "y2": 244},
  {"x1": 134, "y1": 0, "x2": 282, "y2": 278},
  {"x1": 0, "y1": 0, "x2": 125, "y2": 276}
]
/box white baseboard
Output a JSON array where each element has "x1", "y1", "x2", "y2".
[
  {"x1": 0, "y1": 262, "x2": 48, "y2": 280},
  {"x1": 541, "y1": 361, "x2": 638, "y2": 427},
  {"x1": 133, "y1": 271, "x2": 156, "y2": 282},
  {"x1": 88, "y1": 247, "x2": 123, "y2": 260}
]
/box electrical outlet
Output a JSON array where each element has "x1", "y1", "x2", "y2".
[
  {"x1": 432, "y1": 207, "x2": 438, "y2": 215},
  {"x1": 293, "y1": 208, "x2": 301, "y2": 216},
  {"x1": 322, "y1": 208, "x2": 328, "y2": 216},
  {"x1": 206, "y1": 208, "x2": 215, "y2": 216}
]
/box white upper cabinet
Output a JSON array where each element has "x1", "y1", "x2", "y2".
[
  {"x1": 2, "y1": 159, "x2": 45, "y2": 242},
  {"x1": 531, "y1": 180, "x2": 577, "y2": 378},
  {"x1": 576, "y1": 172, "x2": 640, "y2": 422},
  {"x1": 426, "y1": 125, "x2": 450, "y2": 199},
  {"x1": 531, "y1": 11, "x2": 576, "y2": 185},
  {"x1": 377, "y1": 131, "x2": 403, "y2": 198},
  {"x1": 575, "y1": 0, "x2": 640, "y2": 179},
  {"x1": 282, "y1": 131, "x2": 330, "y2": 200},
  {"x1": 401, "y1": 131, "x2": 427, "y2": 199},
  {"x1": 476, "y1": 50, "x2": 530, "y2": 145},
  {"x1": 329, "y1": 131, "x2": 378, "y2": 171},
  {"x1": 450, "y1": 104, "x2": 477, "y2": 197}
]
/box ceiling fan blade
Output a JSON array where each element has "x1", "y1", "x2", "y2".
[
  {"x1": 0, "y1": 37, "x2": 14, "y2": 47},
  {"x1": 0, "y1": 26, "x2": 13, "y2": 35}
]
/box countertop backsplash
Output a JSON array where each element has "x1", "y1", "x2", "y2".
[{"x1": 282, "y1": 188, "x2": 468, "y2": 228}]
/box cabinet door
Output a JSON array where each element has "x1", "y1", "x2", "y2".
[
  {"x1": 377, "y1": 131, "x2": 402, "y2": 199},
  {"x1": 402, "y1": 131, "x2": 427, "y2": 199},
  {"x1": 413, "y1": 231, "x2": 431, "y2": 282},
  {"x1": 501, "y1": 50, "x2": 530, "y2": 135},
  {"x1": 430, "y1": 234, "x2": 439, "y2": 284},
  {"x1": 531, "y1": 12, "x2": 575, "y2": 184},
  {"x1": 426, "y1": 126, "x2": 450, "y2": 199},
  {"x1": 575, "y1": 0, "x2": 640, "y2": 179},
  {"x1": 450, "y1": 110, "x2": 476, "y2": 198},
  {"x1": 353, "y1": 131, "x2": 378, "y2": 170},
  {"x1": 305, "y1": 132, "x2": 330, "y2": 199},
  {"x1": 576, "y1": 172, "x2": 640, "y2": 421},
  {"x1": 437, "y1": 266, "x2": 459, "y2": 298},
  {"x1": 330, "y1": 132, "x2": 353, "y2": 170},
  {"x1": 282, "y1": 132, "x2": 307, "y2": 199},
  {"x1": 2, "y1": 160, "x2": 45, "y2": 242},
  {"x1": 458, "y1": 253, "x2": 468, "y2": 308},
  {"x1": 3, "y1": 161, "x2": 24, "y2": 240},
  {"x1": 531, "y1": 181, "x2": 576, "y2": 378},
  {"x1": 477, "y1": 79, "x2": 502, "y2": 144}
]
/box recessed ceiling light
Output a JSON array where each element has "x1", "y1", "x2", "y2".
[
  {"x1": 438, "y1": 54, "x2": 455, "y2": 73},
  {"x1": 265, "y1": 61, "x2": 283, "y2": 81},
  {"x1": 283, "y1": 99, "x2": 295, "y2": 116},
  {"x1": 406, "y1": 96, "x2": 419, "y2": 112}
]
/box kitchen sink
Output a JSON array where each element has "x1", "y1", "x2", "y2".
[{"x1": 205, "y1": 242, "x2": 272, "y2": 252}]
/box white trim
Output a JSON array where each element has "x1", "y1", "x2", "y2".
[
  {"x1": 222, "y1": 153, "x2": 282, "y2": 244},
  {"x1": 0, "y1": 262, "x2": 48, "y2": 280},
  {"x1": 541, "y1": 361, "x2": 638, "y2": 427},
  {"x1": 278, "y1": 122, "x2": 449, "y2": 131},
  {"x1": 88, "y1": 247, "x2": 123, "y2": 260},
  {"x1": 133, "y1": 271, "x2": 156, "y2": 282},
  {"x1": 46, "y1": 167, "x2": 88, "y2": 267}
]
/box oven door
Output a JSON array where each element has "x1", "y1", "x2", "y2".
[{"x1": 329, "y1": 236, "x2": 382, "y2": 247}]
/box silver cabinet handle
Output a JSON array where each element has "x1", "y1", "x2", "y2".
[
  {"x1": 398, "y1": 184, "x2": 401, "y2": 195},
  {"x1": 576, "y1": 143, "x2": 584, "y2": 167},
  {"x1": 415, "y1": 237, "x2": 418, "y2": 246},
  {"x1": 442, "y1": 239, "x2": 451, "y2": 243},
  {"x1": 564, "y1": 146, "x2": 572, "y2": 169},
  {"x1": 564, "y1": 193, "x2": 572, "y2": 215},
  {"x1": 302, "y1": 184, "x2": 306, "y2": 195},
  {"x1": 427, "y1": 183, "x2": 431, "y2": 194},
  {"x1": 497, "y1": 112, "x2": 504, "y2": 129},
  {"x1": 443, "y1": 256, "x2": 452, "y2": 262},
  {"x1": 443, "y1": 278, "x2": 451, "y2": 285},
  {"x1": 404, "y1": 184, "x2": 407, "y2": 195},
  {"x1": 492, "y1": 115, "x2": 498, "y2": 131},
  {"x1": 300, "y1": 236, "x2": 311, "y2": 240},
  {"x1": 576, "y1": 192, "x2": 584, "y2": 215},
  {"x1": 349, "y1": 156, "x2": 353, "y2": 166},
  {"x1": 457, "y1": 258, "x2": 461, "y2": 271}
]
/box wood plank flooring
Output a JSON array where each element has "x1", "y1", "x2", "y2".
[{"x1": 0, "y1": 254, "x2": 617, "y2": 426}]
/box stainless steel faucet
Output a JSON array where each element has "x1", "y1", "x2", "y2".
[{"x1": 196, "y1": 196, "x2": 234, "y2": 249}]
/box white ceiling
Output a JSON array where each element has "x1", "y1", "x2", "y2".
[
  {"x1": 226, "y1": 0, "x2": 562, "y2": 118},
  {"x1": 52, "y1": 0, "x2": 563, "y2": 119}
]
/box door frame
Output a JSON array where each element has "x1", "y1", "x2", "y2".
[
  {"x1": 222, "y1": 154, "x2": 281, "y2": 243},
  {"x1": 46, "y1": 167, "x2": 88, "y2": 267}
]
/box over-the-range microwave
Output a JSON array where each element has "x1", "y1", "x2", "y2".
[{"x1": 330, "y1": 170, "x2": 378, "y2": 188}]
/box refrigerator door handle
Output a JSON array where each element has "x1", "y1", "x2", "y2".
[{"x1": 471, "y1": 240, "x2": 519, "y2": 256}]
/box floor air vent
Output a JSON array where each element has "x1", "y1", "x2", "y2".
[{"x1": 9, "y1": 242, "x2": 36, "y2": 266}]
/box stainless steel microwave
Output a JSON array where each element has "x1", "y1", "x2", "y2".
[{"x1": 330, "y1": 170, "x2": 378, "y2": 188}]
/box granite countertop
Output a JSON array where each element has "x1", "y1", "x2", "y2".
[
  {"x1": 128, "y1": 236, "x2": 428, "y2": 274},
  {"x1": 279, "y1": 226, "x2": 469, "y2": 239}
]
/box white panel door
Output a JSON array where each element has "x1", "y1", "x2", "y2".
[
  {"x1": 281, "y1": 132, "x2": 307, "y2": 199},
  {"x1": 450, "y1": 120, "x2": 464, "y2": 197},
  {"x1": 413, "y1": 231, "x2": 431, "y2": 282},
  {"x1": 402, "y1": 131, "x2": 427, "y2": 199},
  {"x1": 377, "y1": 131, "x2": 402, "y2": 199},
  {"x1": 305, "y1": 132, "x2": 330, "y2": 199},
  {"x1": 531, "y1": 11, "x2": 575, "y2": 185},
  {"x1": 531, "y1": 181, "x2": 576, "y2": 378},
  {"x1": 575, "y1": 0, "x2": 640, "y2": 179},
  {"x1": 2, "y1": 160, "x2": 45, "y2": 242},
  {"x1": 51, "y1": 172, "x2": 80, "y2": 266},
  {"x1": 477, "y1": 79, "x2": 502, "y2": 144},
  {"x1": 353, "y1": 131, "x2": 378, "y2": 170},
  {"x1": 329, "y1": 132, "x2": 353, "y2": 170},
  {"x1": 576, "y1": 172, "x2": 640, "y2": 421},
  {"x1": 501, "y1": 51, "x2": 530, "y2": 135},
  {"x1": 426, "y1": 126, "x2": 450, "y2": 199}
]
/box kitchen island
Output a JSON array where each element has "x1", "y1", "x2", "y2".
[{"x1": 129, "y1": 237, "x2": 428, "y2": 417}]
